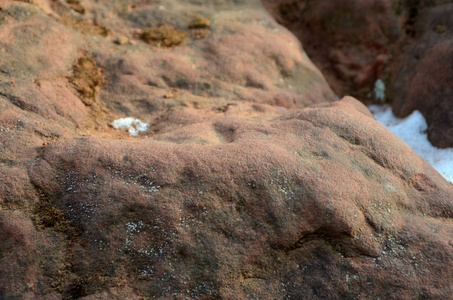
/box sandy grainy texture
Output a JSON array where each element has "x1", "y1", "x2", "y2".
[{"x1": 0, "y1": 0, "x2": 452, "y2": 299}]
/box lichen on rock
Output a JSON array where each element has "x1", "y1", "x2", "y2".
[
  {"x1": 69, "y1": 56, "x2": 105, "y2": 106},
  {"x1": 140, "y1": 24, "x2": 187, "y2": 47}
]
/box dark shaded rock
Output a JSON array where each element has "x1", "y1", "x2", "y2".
[
  {"x1": 263, "y1": 0, "x2": 453, "y2": 147},
  {"x1": 262, "y1": 0, "x2": 405, "y2": 99},
  {"x1": 391, "y1": 4, "x2": 453, "y2": 148}
]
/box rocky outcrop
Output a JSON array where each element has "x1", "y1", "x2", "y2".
[
  {"x1": 261, "y1": 0, "x2": 406, "y2": 99},
  {"x1": 263, "y1": 0, "x2": 453, "y2": 147},
  {"x1": 0, "y1": 0, "x2": 452, "y2": 299},
  {"x1": 25, "y1": 97, "x2": 453, "y2": 299},
  {"x1": 391, "y1": 4, "x2": 453, "y2": 148}
]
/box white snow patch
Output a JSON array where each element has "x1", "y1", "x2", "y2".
[
  {"x1": 111, "y1": 117, "x2": 148, "y2": 136},
  {"x1": 369, "y1": 104, "x2": 453, "y2": 183},
  {"x1": 373, "y1": 79, "x2": 386, "y2": 101}
]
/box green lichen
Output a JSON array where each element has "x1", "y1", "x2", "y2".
[{"x1": 59, "y1": 15, "x2": 109, "y2": 37}]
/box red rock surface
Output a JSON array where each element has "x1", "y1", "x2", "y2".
[
  {"x1": 391, "y1": 4, "x2": 453, "y2": 148},
  {"x1": 262, "y1": 0, "x2": 405, "y2": 99},
  {"x1": 0, "y1": 0, "x2": 452, "y2": 299},
  {"x1": 263, "y1": 0, "x2": 453, "y2": 147},
  {"x1": 26, "y1": 98, "x2": 453, "y2": 299}
]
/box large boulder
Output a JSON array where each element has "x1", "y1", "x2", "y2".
[
  {"x1": 0, "y1": 0, "x2": 452, "y2": 299},
  {"x1": 263, "y1": 0, "x2": 453, "y2": 147},
  {"x1": 27, "y1": 97, "x2": 453, "y2": 299},
  {"x1": 261, "y1": 0, "x2": 405, "y2": 99},
  {"x1": 391, "y1": 4, "x2": 453, "y2": 148}
]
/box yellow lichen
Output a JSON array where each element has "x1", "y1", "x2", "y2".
[
  {"x1": 140, "y1": 25, "x2": 187, "y2": 47},
  {"x1": 59, "y1": 15, "x2": 109, "y2": 37},
  {"x1": 66, "y1": 0, "x2": 85, "y2": 14},
  {"x1": 33, "y1": 200, "x2": 70, "y2": 233},
  {"x1": 188, "y1": 14, "x2": 211, "y2": 29},
  {"x1": 70, "y1": 56, "x2": 105, "y2": 106}
]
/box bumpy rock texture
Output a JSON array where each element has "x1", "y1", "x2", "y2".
[
  {"x1": 1, "y1": 0, "x2": 453, "y2": 299},
  {"x1": 263, "y1": 0, "x2": 453, "y2": 147}
]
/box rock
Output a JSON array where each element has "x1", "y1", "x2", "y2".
[
  {"x1": 262, "y1": 0, "x2": 404, "y2": 99},
  {"x1": 27, "y1": 97, "x2": 453, "y2": 299},
  {"x1": 95, "y1": 1, "x2": 336, "y2": 113},
  {"x1": 391, "y1": 4, "x2": 453, "y2": 148},
  {"x1": 0, "y1": 0, "x2": 452, "y2": 299},
  {"x1": 263, "y1": 0, "x2": 453, "y2": 147},
  {"x1": 114, "y1": 36, "x2": 129, "y2": 45},
  {"x1": 0, "y1": 210, "x2": 47, "y2": 298}
]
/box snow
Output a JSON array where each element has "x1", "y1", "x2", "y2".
[
  {"x1": 369, "y1": 104, "x2": 453, "y2": 183},
  {"x1": 373, "y1": 79, "x2": 386, "y2": 101},
  {"x1": 111, "y1": 117, "x2": 148, "y2": 136}
]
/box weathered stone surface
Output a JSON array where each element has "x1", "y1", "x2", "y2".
[
  {"x1": 27, "y1": 98, "x2": 453, "y2": 299},
  {"x1": 0, "y1": 0, "x2": 452, "y2": 299},
  {"x1": 391, "y1": 4, "x2": 453, "y2": 148}
]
